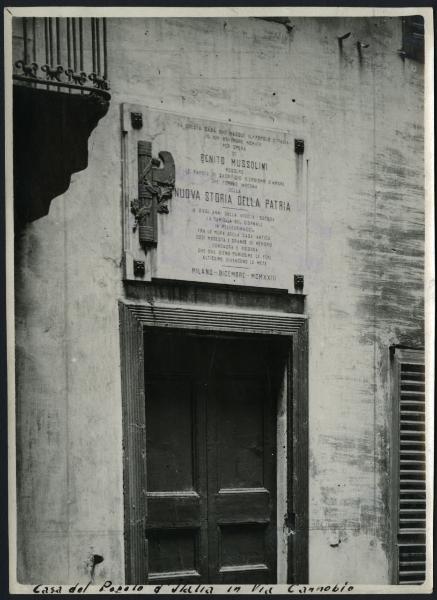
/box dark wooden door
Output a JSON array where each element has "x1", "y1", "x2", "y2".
[{"x1": 144, "y1": 332, "x2": 284, "y2": 584}]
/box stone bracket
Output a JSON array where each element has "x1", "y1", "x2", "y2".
[{"x1": 13, "y1": 85, "x2": 110, "y2": 225}]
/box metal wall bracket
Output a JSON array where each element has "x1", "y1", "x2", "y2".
[
  {"x1": 130, "y1": 112, "x2": 143, "y2": 129},
  {"x1": 133, "y1": 260, "x2": 145, "y2": 277},
  {"x1": 294, "y1": 274, "x2": 304, "y2": 291},
  {"x1": 294, "y1": 139, "x2": 305, "y2": 155}
]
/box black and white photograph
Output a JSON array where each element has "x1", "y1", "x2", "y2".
[{"x1": 4, "y1": 6, "x2": 434, "y2": 595}]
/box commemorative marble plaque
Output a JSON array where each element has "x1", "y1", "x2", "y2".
[{"x1": 129, "y1": 108, "x2": 305, "y2": 291}]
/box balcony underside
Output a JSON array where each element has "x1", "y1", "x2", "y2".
[{"x1": 13, "y1": 84, "x2": 109, "y2": 225}]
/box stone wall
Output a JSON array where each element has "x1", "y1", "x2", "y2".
[{"x1": 14, "y1": 16, "x2": 424, "y2": 584}]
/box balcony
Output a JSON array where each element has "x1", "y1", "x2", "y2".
[{"x1": 12, "y1": 17, "x2": 111, "y2": 224}]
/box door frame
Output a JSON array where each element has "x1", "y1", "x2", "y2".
[{"x1": 119, "y1": 300, "x2": 308, "y2": 585}]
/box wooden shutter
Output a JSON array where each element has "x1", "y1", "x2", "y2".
[
  {"x1": 392, "y1": 348, "x2": 426, "y2": 584},
  {"x1": 402, "y1": 16, "x2": 425, "y2": 63}
]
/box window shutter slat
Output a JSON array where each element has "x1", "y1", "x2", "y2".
[{"x1": 394, "y1": 349, "x2": 426, "y2": 584}]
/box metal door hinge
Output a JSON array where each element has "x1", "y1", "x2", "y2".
[{"x1": 285, "y1": 511, "x2": 296, "y2": 534}]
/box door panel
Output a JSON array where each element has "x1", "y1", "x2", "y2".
[
  {"x1": 215, "y1": 379, "x2": 265, "y2": 489},
  {"x1": 144, "y1": 332, "x2": 282, "y2": 584},
  {"x1": 146, "y1": 379, "x2": 195, "y2": 492},
  {"x1": 147, "y1": 529, "x2": 198, "y2": 576}
]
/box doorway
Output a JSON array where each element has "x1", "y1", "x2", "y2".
[
  {"x1": 143, "y1": 330, "x2": 287, "y2": 584},
  {"x1": 120, "y1": 299, "x2": 308, "y2": 585}
]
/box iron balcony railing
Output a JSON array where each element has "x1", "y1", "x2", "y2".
[{"x1": 13, "y1": 17, "x2": 110, "y2": 100}]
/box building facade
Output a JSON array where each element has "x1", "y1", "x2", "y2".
[{"x1": 10, "y1": 12, "x2": 429, "y2": 588}]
